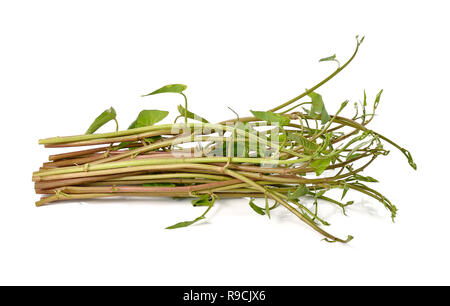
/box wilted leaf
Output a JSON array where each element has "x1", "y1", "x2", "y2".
[{"x1": 249, "y1": 198, "x2": 265, "y2": 215}]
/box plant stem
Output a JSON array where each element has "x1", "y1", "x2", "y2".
[{"x1": 269, "y1": 38, "x2": 362, "y2": 113}]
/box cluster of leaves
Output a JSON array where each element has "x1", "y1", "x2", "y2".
[{"x1": 86, "y1": 84, "x2": 187, "y2": 136}]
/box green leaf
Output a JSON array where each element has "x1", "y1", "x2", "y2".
[
  {"x1": 248, "y1": 198, "x2": 265, "y2": 215},
  {"x1": 235, "y1": 122, "x2": 251, "y2": 132},
  {"x1": 310, "y1": 158, "x2": 331, "y2": 176},
  {"x1": 347, "y1": 153, "x2": 362, "y2": 161},
  {"x1": 301, "y1": 211, "x2": 318, "y2": 225},
  {"x1": 128, "y1": 120, "x2": 137, "y2": 129},
  {"x1": 127, "y1": 110, "x2": 168, "y2": 130},
  {"x1": 341, "y1": 184, "x2": 349, "y2": 200},
  {"x1": 308, "y1": 92, "x2": 329, "y2": 124},
  {"x1": 319, "y1": 54, "x2": 337, "y2": 62},
  {"x1": 308, "y1": 92, "x2": 324, "y2": 115},
  {"x1": 142, "y1": 183, "x2": 176, "y2": 187},
  {"x1": 142, "y1": 84, "x2": 187, "y2": 96},
  {"x1": 135, "y1": 110, "x2": 169, "y2": 128},
  {"x1": 346, "y1": 140, "x2": 372, "y2": 160},
  {"x1": 374, "y1": 89, "x2": 383, "y2": 109},
  {"x1": 288, "y1": 184, "x2": 309, "y2": 200},
  {"x1": 323, "y1": 235, "x2": 354, "y2": 243},
  {"x1": 177, "y1": 104, "x2": 209, "y2": 123},
  {"x1": 116, "y1": 110, "x2": 167, "y2": 149},
  {"x1": 166, "y1": 195, "x2": 215, "y2": 229},
  {"x1": 349, "y1": 174, "x2": 379, "y2": 183},
  {"x1": 85, "y1": 107, "x2": 117, "y2": 134},
  {"x1": 191, "y1": 194, "x2": 212, "y2": 206},
  {"x1": 320, "y1": 107, "x2": 330, "y2": 125},
  {"x1": 250, "y1": 110, "x2": 290, "y2": 126},
  {"x1": 401, "y1": 148, "x2": 417, "y2": 170},
  {"x1": 357, "y1": 35, "x2": 365, "y2": 45},
  {"x1": 363, "y1": 90, "x2": 367, "y2": 107},
  {"x1": 315, "y1": 189, "x2": 327, "y2": 198},
  {"x1": 265, "y1": 196, "x2": 271, "y2": 219},
  {"x1": 165, "y1": 216, "x2": 205, "y2": 229},
  {"x1": 288, "y1": 133, "x2": 319, "y2": 153}
]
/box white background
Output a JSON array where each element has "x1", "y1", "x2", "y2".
[{"x1": 1, "y1": 0, "x2": 449, "y2": 285}]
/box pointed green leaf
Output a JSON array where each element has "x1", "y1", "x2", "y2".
[
  {"x1": 177, "y1": 104, "x2": 209, "y2": 123},
  {"x1": 349, "y1": 174, "x2": 379, "y2": 183},
  {"x1": 341, "y1": 184, "x2": 349, "y2": 200},
  {"x1": 191, "y1": 200, "x2": 212, "y2": 207},
  {"x1": 128, "y1": 120, "x2": 137, "y2": 129},
  {"x1": 374, "y1": 89, "x2": 383, "y2": 109},
  {"x1": 165, "y1": 216, "x2": 205, "y2": 229},
  {"x1": 347, "y1": 153, "x2": 362, "y2": 161},
  {"x1": 248, "y1": 198, "x2": 265, "y2": 215},
  {"x1": 235, "y1": 122, "x2": 251, "y2": 132},
  {"x1": 357, "y1": 35, "x2": 365, "y2": 45},
  {"x1": 142, "y1": 84, "x2": 187, "y2": 96},
  {"x1": 310, "y1": 158, "x2": 331, "y2": 176},
  {"x1": 308, "y1": 92, "x2": 324, "y2": 115},
  {"x1": 319, "y1": 54, "x2": 336, "y2": 62},
  {"x1": 135, "y1": 110, "x2": 169, "y2": 128},
  {"x1": 265, "y1": 196, "x2": 271, "y2": 219},
  {"x1": 346, "y1": 140, "x2": 372, "y2": 160},
  {"x1": 166, "y1": 195, "x2": 214, "y2": 229},
  {"x1": 250, "y1": 110, "x2": 290, "y2": 126},
  {"x1": 116, "y1": 110, "x2": 167, "y2": 149},
  {"x1": 85, "y1": 107, "x2": 117, "y2": 134},
  {"x1": 301, "y1": 211, "x2": 318, "y2": 225},
  {"x1": 401, "y1": 148, "x2": 417, "y2": 170},
  {"x1": 315, "y1": 189, "x2": 327, "y2": 198},
  {"x1": 288, "y1": 184, "x2": 309, "y2": 200},
  {"x1": 308, "y1": 92, "x2": 330, "y2": 124},
  {"x1": 191, "y1": 194, "x2": 212, "y2": 206},
  {"x1": 320, "y1": 106, "x2": 330, "y2": 124},
  {"x1": 363, "y1": 90, "x2": 367, "y2": 107},
  {"x1": 288, "y1": 133, "x2": 319, "y2": 153}
]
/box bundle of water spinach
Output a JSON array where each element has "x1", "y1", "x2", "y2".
[{"x1": 32, "y1": 36, "x2": 416, "y2": 243}]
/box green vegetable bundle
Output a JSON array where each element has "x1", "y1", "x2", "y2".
[{"x1": 32, "y1": 36, "x2": 415, "y2": 242}]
